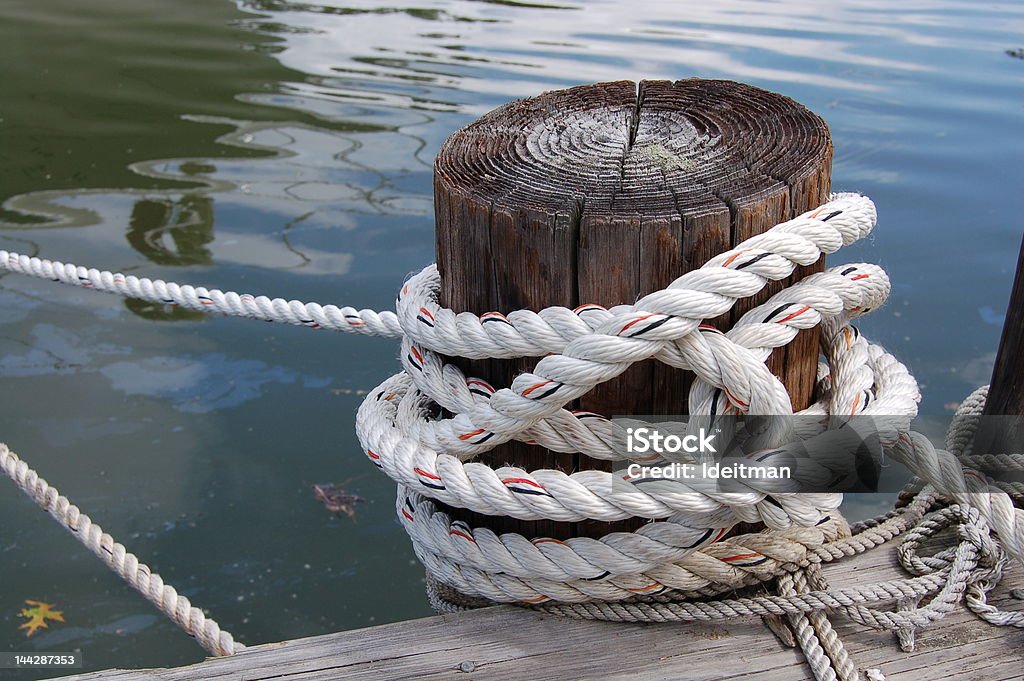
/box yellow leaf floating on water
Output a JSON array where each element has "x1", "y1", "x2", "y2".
[{"x1": 18, "y1": 600, "x2": 65, "y2": 637}]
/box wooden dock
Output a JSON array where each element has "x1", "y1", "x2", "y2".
[{"x1": 57, "y1": 536, "x2": 1024, "y2": 681}]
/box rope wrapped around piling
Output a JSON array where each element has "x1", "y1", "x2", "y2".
[
  {"x1": 3, "y1": 193, "x2": 1024, "y2": 680},
  {"x1": 346, "y1": 194, "x2": 1024, "y2": 609}
]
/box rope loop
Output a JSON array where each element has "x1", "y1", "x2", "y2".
[{"x1": 353, "y1": 195, "x2": 1023, "y2": 615}]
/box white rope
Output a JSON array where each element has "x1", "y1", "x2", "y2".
[
  {"x1": 352, "y1": 194, "x2": 1024, "y2": 609},
  {"x1": 4, "y1": 193, "x2": 1022, "y2": 587},
  {"x1": 0, "y1": 250, "x2": 403, "y2": 338},
  {"x1": 4, "y1": 192, "x2": 1023, "y2": 679},
  {"x1": 0, "y1": 444, "x2": 243, "y2": 657}
]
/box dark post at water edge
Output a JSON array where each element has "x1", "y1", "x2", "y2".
[
  {"x1": 433, "y1": 79, "x2": 833, "y2": 539},
  {"x1": 984, "y1": 234, "x2": 1024, "y2": 456}
]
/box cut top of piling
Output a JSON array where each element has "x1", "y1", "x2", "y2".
[{"x1": 435, "y1": 79, "x2": 831, "y2": 223}]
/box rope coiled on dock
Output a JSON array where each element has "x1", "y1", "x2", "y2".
[{"x1": 2, "y1": 193, "x2": 1023, "y2": 680}]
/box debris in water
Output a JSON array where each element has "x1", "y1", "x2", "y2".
[
  {"x1": 313, "y1": 483, "x2": 365, "y2": 521},
  {"x1": 18, "y1": 600, "x2": 65, "y2": 637}
]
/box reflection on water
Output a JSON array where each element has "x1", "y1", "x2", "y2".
[
  {"x1": 0, "y1": 322, "x2": 330, "y2": 412},
  {"x1": 126, "y1": 196, "x2": 216, "y2": 267},
  {"x1": 1, "y1": 0, "x2": 1023, "y2": 677},
  {"x1": 100, "y1": 353, "x2": 331, "y2": 413}
]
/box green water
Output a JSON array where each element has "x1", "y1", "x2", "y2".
[{"x1": 0, "y1": 0, "x2": 1022, "y2": 677}]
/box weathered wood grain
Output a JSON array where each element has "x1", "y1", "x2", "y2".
[
  {"x1": 433, "y1": 79, "x2": 832, "y2": 539},
  {"x1": 55, "y1": 538, "x2": 1024, "y2": 681}
]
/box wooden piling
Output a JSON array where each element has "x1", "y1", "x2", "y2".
[
  {"x1": 434, "y1": 79, "x2": 832, "y2": 539},
  {"x1": 986, "y1": 234, "x2": 1024, "y2": 419},
  {"x1": 982, "y1": 234, "x2": 1024, "y2": 481}
]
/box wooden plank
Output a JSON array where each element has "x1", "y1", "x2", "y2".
[{"x1": 55, "y1": 539, "x2": 1024, "y2": 681}]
